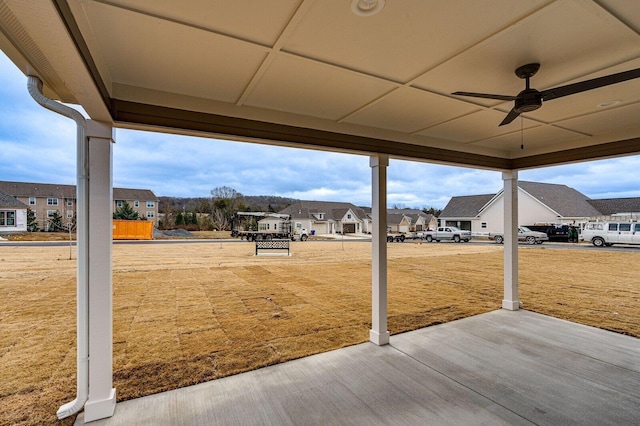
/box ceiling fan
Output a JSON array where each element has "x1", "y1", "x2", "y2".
[{"x1": 452, "y1": 63, "x2": 640, "y2": 126}]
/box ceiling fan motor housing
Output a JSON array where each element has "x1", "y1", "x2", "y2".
[
  {"x1": 514, "y1": 89, "x2": 542, "y2": 113},
  {"x1": 452, "y1": 63, "x2": 640, "y2": 126}
]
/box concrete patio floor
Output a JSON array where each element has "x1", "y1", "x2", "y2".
[{"x1": 76, "y1": 310, "x2": 639, "y2": 425}]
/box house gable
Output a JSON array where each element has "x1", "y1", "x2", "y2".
[
  {"x1": 0, "y1": 189, "x2": 28, "y2": 209},
  {"x1": 339, "y1": 208, "x2": 361, "y2": 223}
]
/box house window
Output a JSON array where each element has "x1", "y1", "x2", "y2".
[
  {"x1": 146, "y1": 211, "x2": 155, "y2": 219},
  {"x1": 47, "y1": 198, "x2": 58, "y2": 206},
  {"x1": 66, "y1": 199, "x2": 73, "y2": 206},
  {"x1": 47, "y1": 210, "x2": 58, "y2": 218},
  {"x1": 481, "y1": 222, "x2": 487, "y2": 229},
  {"x1": 0, "y1": 211, "x2": 16, "y2": 226},
  {"x1": 347, "y1": 214, "x2": 352, "y2": 219},
  {"x1": 318, "y1": 213, "x2": 324, "y2": 220},
  {"x1": 116, "y1": 200, "x2": 124, "y2": 208},
  {"x1": 147, "y1": 201, "x2": 155, "y2": 208},
  {"x1": 134, "y1": 200, "x2": 140, "y2": 208},
  {"x1": 29, "y1": 197, "x2": 36, "y2": 205},
  {"x1": 67, "y1": 210, "x2": 74, "y2": 218}
]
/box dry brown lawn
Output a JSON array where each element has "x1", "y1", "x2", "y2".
[{"x1": 1, "y1": 241, "x2": 638, "y2": 425}]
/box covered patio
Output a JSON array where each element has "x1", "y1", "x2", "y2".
[
  {"x1": 1, "y1": 0, "x2": 639, "y2": 423},
  {"x1": 77, "y1": 310, "x2": 640, "y2": 425}
]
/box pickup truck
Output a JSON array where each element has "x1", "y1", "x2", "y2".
[
  {"x1": 424, "y1": 226, "x2": 472, "y2": 243},
  {"x1": 488, "y1": 226, "x2": 548, "y2": 245}
]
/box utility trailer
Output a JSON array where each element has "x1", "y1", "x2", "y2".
[
  {"x1": 386, "y1": 232, "x2": 406, "y2": 242},
  {"x1": 230, "y1": 212, "x2": 309, "y2": 241}
]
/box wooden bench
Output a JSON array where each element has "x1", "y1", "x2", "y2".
[{"x1": 255, "y1": 239, "x2": 290, "y2": 256}]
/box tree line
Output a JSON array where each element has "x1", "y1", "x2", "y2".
[
  {"x1": 156, "y1": 186, "x2": 298, "y2": 231},
  {"x1": 112, "y1": 185, "x2": 442, "y2": 232}
]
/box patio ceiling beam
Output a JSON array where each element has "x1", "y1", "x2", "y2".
[
  {"x1": 511, "y1": 137, "x2": 640, "y2": 170},
  {"x1": 111, "y1": 99, "x2": 510, "y2": 170}
]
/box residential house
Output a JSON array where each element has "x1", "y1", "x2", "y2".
[
  {"x1": 387, "y1": 209, "x2": 438, "y2": 232},
  {"x1": 439, "y1": 181, "x2": 603, "y2": 234},
  {"x1": 0, "y1": 181, "x2": 159, "y2": 230},
  {"x1": 0, "y1": 188, "x2": 28, "y2": 232},
  {"x1": 387, "y1": 212, "x2": 410, "y2": 233},
  {"x1": 278, "y1": 201, "x2": 368, "y2": 235}
]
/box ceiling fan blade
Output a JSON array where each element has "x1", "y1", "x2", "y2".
[
  {"x1": 541, "y1": 67, "x2": 640, "y2": 101},
  {"x1": 499, "y1": 108, "x2": 520, "y2": 126},
  {"x1": 452, "y1": 91, "x2": 515, "y2": 101}
]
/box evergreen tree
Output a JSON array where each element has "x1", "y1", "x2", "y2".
[
  {"x1": 48, "y1": 211, "x2": 64, "y2": 232},
  {"x1": 422, "y1": 206, "x2": 442, "y2": 217},
  {"x1": 27, "y1": 208, "x2": 39, "y2": 232},
  {"x1": 175, "y1": 211, "x2": 185, "y2": 226},
  {"x1": 113, "y1": 201, "x2": 140, "y2": 220}
]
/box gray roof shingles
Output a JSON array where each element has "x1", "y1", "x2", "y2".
[
  {"x1": 587, "y1": 198, "x2": 640, "y2": 215},
  {"x1": 518, "y1": 181, "x2": 601, "y2": 217},
  {"x1": 440, "y1": 194, "x2": 495, "y2": 218},
  {"x1": 0, "y1": 181, "x2": 157, "y2": 201},
  {"x1": 387, "y1": 213, "x2": 407, "y2": 225},
  {"x1": 0, "y1": 189, "x2": 28, "y2": 208}
]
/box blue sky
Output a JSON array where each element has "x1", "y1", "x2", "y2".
[{"x1": 1, "y1": 51, "x2": 638, "y2": 209}]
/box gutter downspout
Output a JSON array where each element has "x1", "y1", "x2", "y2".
[{"x1": 27, "y1": 76, "x2": 89, "y2": 419}]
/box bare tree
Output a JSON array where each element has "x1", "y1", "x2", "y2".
[{"x1": 210, "y1": 186, "x2": 243, "y2": 230}]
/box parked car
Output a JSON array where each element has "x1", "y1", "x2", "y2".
[
  {"x1": 489, "y1": 226, "x2": 548, "y2": 244},
  {"x1": 581, "y1": 221, "x2": 640, "y2": 247}
]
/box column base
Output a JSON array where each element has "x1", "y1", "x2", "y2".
[
  {"x1": 369, "y1": 330, "x2": 390, "y2": 346},
  {"x1": 84, "y1": 388, "x2": 116, "y2": 422},
  {"x1": 502, "y1": 300, "x2": 521, "y2": 311}
]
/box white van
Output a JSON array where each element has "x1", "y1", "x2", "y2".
[{"x1": 581, "y1": 222, "x2": 640, "y2": 247}]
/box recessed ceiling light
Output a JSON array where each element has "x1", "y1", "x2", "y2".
[
  {"x1": 597, "y1": 100, "x2": 622, "y2": 108},
  {"x1": 351, "y1": 0, "x2": 385, "y2": 16}
]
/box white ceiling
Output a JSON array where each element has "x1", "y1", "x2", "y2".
[{"x1": 1, "y1": 0, "x2": 639, "y2": 169}]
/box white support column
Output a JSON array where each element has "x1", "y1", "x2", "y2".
[
  {"x1": 83, "y1": 120, "x2": 116, "y2": 422},
  {"x1": 370, "y1": 155, "x2": 390, "y2": 345},
  {"x1": 502, "y1": 171, "x2": 520, "y2": 311}
]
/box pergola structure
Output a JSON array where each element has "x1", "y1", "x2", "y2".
[{"x1": 1, "y1": 0, "x2": 639, "y2": 422}]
